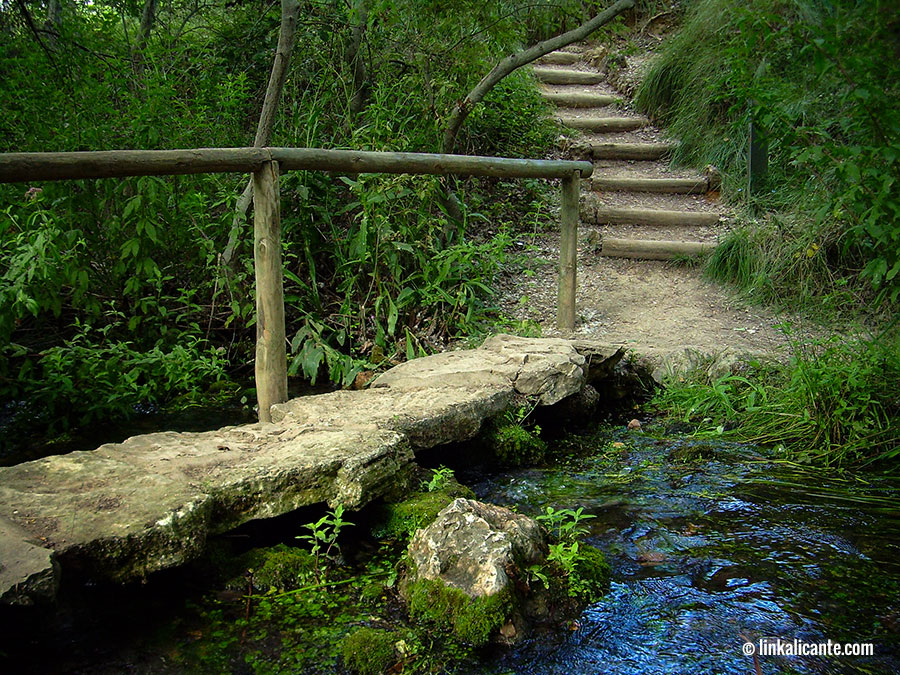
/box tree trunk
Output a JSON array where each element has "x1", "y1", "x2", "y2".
[
  {"x1": 441, "y1": 0, "x2": 635, "y2": 154},
  {"x1": 347, "y1": 0, "x2": 369, "y2": 118},
  {"x1": 135, "y1": 0, "x2": 158, "y2": 54},
  {"x1": 44, "y1": 0, "x2": 62, "y2": 47},
  {"x1": 222, "y1": 0, "x2": 301, "y2": 269}
]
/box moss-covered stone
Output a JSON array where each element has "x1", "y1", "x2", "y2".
[
  {"x1": 374, "y1": 481, "x2": 474, "y2": 541},
  {"x1": 667, "y1": 441, "x2": 719, "y2": 463},
  {"x1": 568, "y1": 543, "x2": 611, "y2": 604},
  {"x1": 486, "y1": 421, "x2": 548, "y2": 466},
  {"x1": 237, "y1": 544, "x2": 316, "y2": 592},
  {"x1": 341, "y1": 627, "x2": 396, "y2": 675},
  {"x1": 406, "y1": 578, "x2": 511, "y2": 646}
]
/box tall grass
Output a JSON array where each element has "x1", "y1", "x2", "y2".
[
  {"x1": 635, "y1": 0, "x2": 900, "y2": 314},
  {"x1": 653, "y1": 330, "x2": 900, "y2": 469}
]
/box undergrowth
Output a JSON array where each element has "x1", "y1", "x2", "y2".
[
  {"x1": 636, "y1": 0, "x2": 900, "y2": 314},
  {"x1": 0, "y1": 0, "x2": 584, "y2": 442},
  {"x1": 652, "y1": 328, "x2": 900, "y2": 469}
]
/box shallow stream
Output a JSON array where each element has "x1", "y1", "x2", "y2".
[
  {"x1": 3, "y1": 427, "x2": 899, "y2": 674},
  {"x1": 467, "y1": 430, "x2": 900, "y2": 674}
]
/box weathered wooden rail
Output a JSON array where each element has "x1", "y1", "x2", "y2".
[{"x1": 0, "y1": 147, "x2": 592, "y2": 422}]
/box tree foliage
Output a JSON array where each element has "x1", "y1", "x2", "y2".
[{"x1": 0, "y1": 0, "x2": 600, "y2": 441}]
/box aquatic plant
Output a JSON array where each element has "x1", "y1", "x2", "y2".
[
  {"x1": 296, "y1": 504, "x2": 353, "y2": 580},
  {"x1": 534, "y1": 506, "x2": 610, "y2": 604}
]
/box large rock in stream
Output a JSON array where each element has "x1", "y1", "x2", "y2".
[
  {"x1": 404, "y1": 498, "x2": 547, "y2": 645},
  {"x1": 407, "y1": 498, "x2": 546, "y2": 597},
  {"x1": 0, "y1": 335, "x2": 628, "y2": 605}
]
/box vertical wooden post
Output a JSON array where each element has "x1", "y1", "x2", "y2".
[
  {"x1": 253, "y1": 160, "x2": 288, "y2": 423},
  {"x1": 748, "y1": 120, "x2": 768, "y2": 195},
  {"x1": 748, "y1": 100, "x2": 768, "y2": 196},
  {"x1": 557, "y1": 171, "x2": 580, "y2": 333}
]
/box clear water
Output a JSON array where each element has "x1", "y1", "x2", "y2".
[{"x1": 466, "y1": 433, "x2": 900, "y2": 675}]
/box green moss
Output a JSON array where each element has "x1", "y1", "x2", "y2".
[
  {"x1": 667, "y1": 441, "x2": 721, "y2": 463},
  {"x1": 487, "y1": 422, "x2": 548, "y2": 466},
  {"x1": 341, "y1": 627, "x2": 397, "y2": 675},
  {"x1": 239, "y1": 544, "x2": 316, "y2": 592},
  {"x1": 407, "y1": 578, "x2": 511, "y2": 646},
  {"x1": 569, "y1": 543, "x2": 611, "y2": 605},
  {"x1": 375, "y1": 481, "x2": 474, "y2": 541}
]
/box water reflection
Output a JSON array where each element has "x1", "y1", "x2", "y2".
[{"x1": 471, "y1": 433, "x2": 900, "y2": 674}]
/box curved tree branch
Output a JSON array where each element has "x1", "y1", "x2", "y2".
[
  {"x1": 222, "y1": 0, "x2": 301, "y2": 269},
  {"x1": 442, "y1": 0, "x2": 635, "y2": 154}
]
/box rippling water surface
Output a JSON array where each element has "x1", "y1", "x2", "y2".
[{"x1": 467, "y1": 432, "x2": 900, "y2": 675}]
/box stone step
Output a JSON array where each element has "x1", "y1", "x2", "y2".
[
  {"x1": 599, "y1": 237, "x2": 715, "y2": 260},
  {"x1": 589, "y1": 142, "x2": 676, "y2": 160},
  {"x1": 533, "y1": 67, "x2": 603, "y2": 85},
  {"x1": 584, "y1": 205, "x2": 721, "y2": 227},
  {"x1": 591, "y1": 176, "x2": 709, "y2": 194},
  {"x1": 539, "y1": 51, "x2": 580, "y2": 65},
  {"x1": 543, "y1": 91, "x2": 618, "y2": 108},
  {"x1": 558, "y1": 115, "x2": 648, "y2": 132}
]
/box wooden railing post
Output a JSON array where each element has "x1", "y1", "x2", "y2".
[
  {"x1": 253, "y1": 160, "x2": 288, "y2": 422},
  {"x1": 557, "y1": 170, "x2": 580, "y2": 333}
]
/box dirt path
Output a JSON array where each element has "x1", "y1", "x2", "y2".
[{"x1": 498, "y1": 46, "x2": 792, "y2": 367}]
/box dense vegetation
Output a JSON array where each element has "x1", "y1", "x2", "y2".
[
  {"x1": 637, "y1": 0, "x2": 900, "y2": 311},
  {"x1": 3, "y1": 0, "x2": 898, "y2": 469},
  {"x1": 637, "y1": 0, "x2": 900, "y2": 468},
  {"x1": 0, "y1": 0, "x2": 610, "y2": 448}
]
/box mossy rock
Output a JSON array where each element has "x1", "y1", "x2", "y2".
[
  {"x1": 406, "y1": 578, "x2": 511, "y2": 646},
  {"x1": 568, "y1": 543, "x2": 611, "y2": 604},
  {"x1": 341, "y1": 627, "x2": 396, "y2": 675},
  {"x1": 486, "y1": 421, "x2": 548, "y2": 466},
  {"x1": 374, "y1": 481, "x2": 474, "y2": 541},
  {"x1": 234, "y1": 544, "x2": 316, "y2": 592}
]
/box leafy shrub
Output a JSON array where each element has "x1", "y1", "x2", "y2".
[
  {"x1": 636, "y1": 0, "x2": 900, "y2": 310},
  {"x1": 2, "y1": 327, "x2": 227, "y2": 434},
  {"x1": 464, "y1": 70, "x2": 559, "y2": 158}
]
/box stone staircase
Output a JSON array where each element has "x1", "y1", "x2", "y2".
[{"x1": 534, "y1": 49, "x2": 722, "y2": 261}]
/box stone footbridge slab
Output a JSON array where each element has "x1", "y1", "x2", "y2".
[{"x1": 0, "y1": 335, "x2": 618, "y2": 605}]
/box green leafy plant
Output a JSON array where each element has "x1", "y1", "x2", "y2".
[
  {"x1": 536, "y1": 505, "x2": 596, "y2": 542},
  {"x1": 296, "y1": 505, "x2": 354, "y2": 581},
  {"x1": 533, "y1": 506, "x2": 609, "y2": 603},
  {"x1": 653, "y1": 329, "x2": 900, "y2": 467},
  {"x1": 423, "y1": 466, "x2": 455, "y2": 493}
]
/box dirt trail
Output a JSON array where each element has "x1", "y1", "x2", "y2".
[{"x1": 499, "y1": 45, "x2": 792, "y2": 367}]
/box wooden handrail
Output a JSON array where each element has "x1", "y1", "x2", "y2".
[
  {"x1": 0, "y1": 147, "x2": 589, "y2": 421},
  {"x1": 0, "y1": 147, "x2": 592, "y2": 182}
]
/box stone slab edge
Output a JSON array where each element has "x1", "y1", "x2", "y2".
[{"x1": 0, "y1": 334, "x2": 619, "y2": 604}]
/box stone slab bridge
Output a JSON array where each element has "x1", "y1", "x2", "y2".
[{"x1": 0, "y1": 335, "x2": 627, "y2": 605}]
